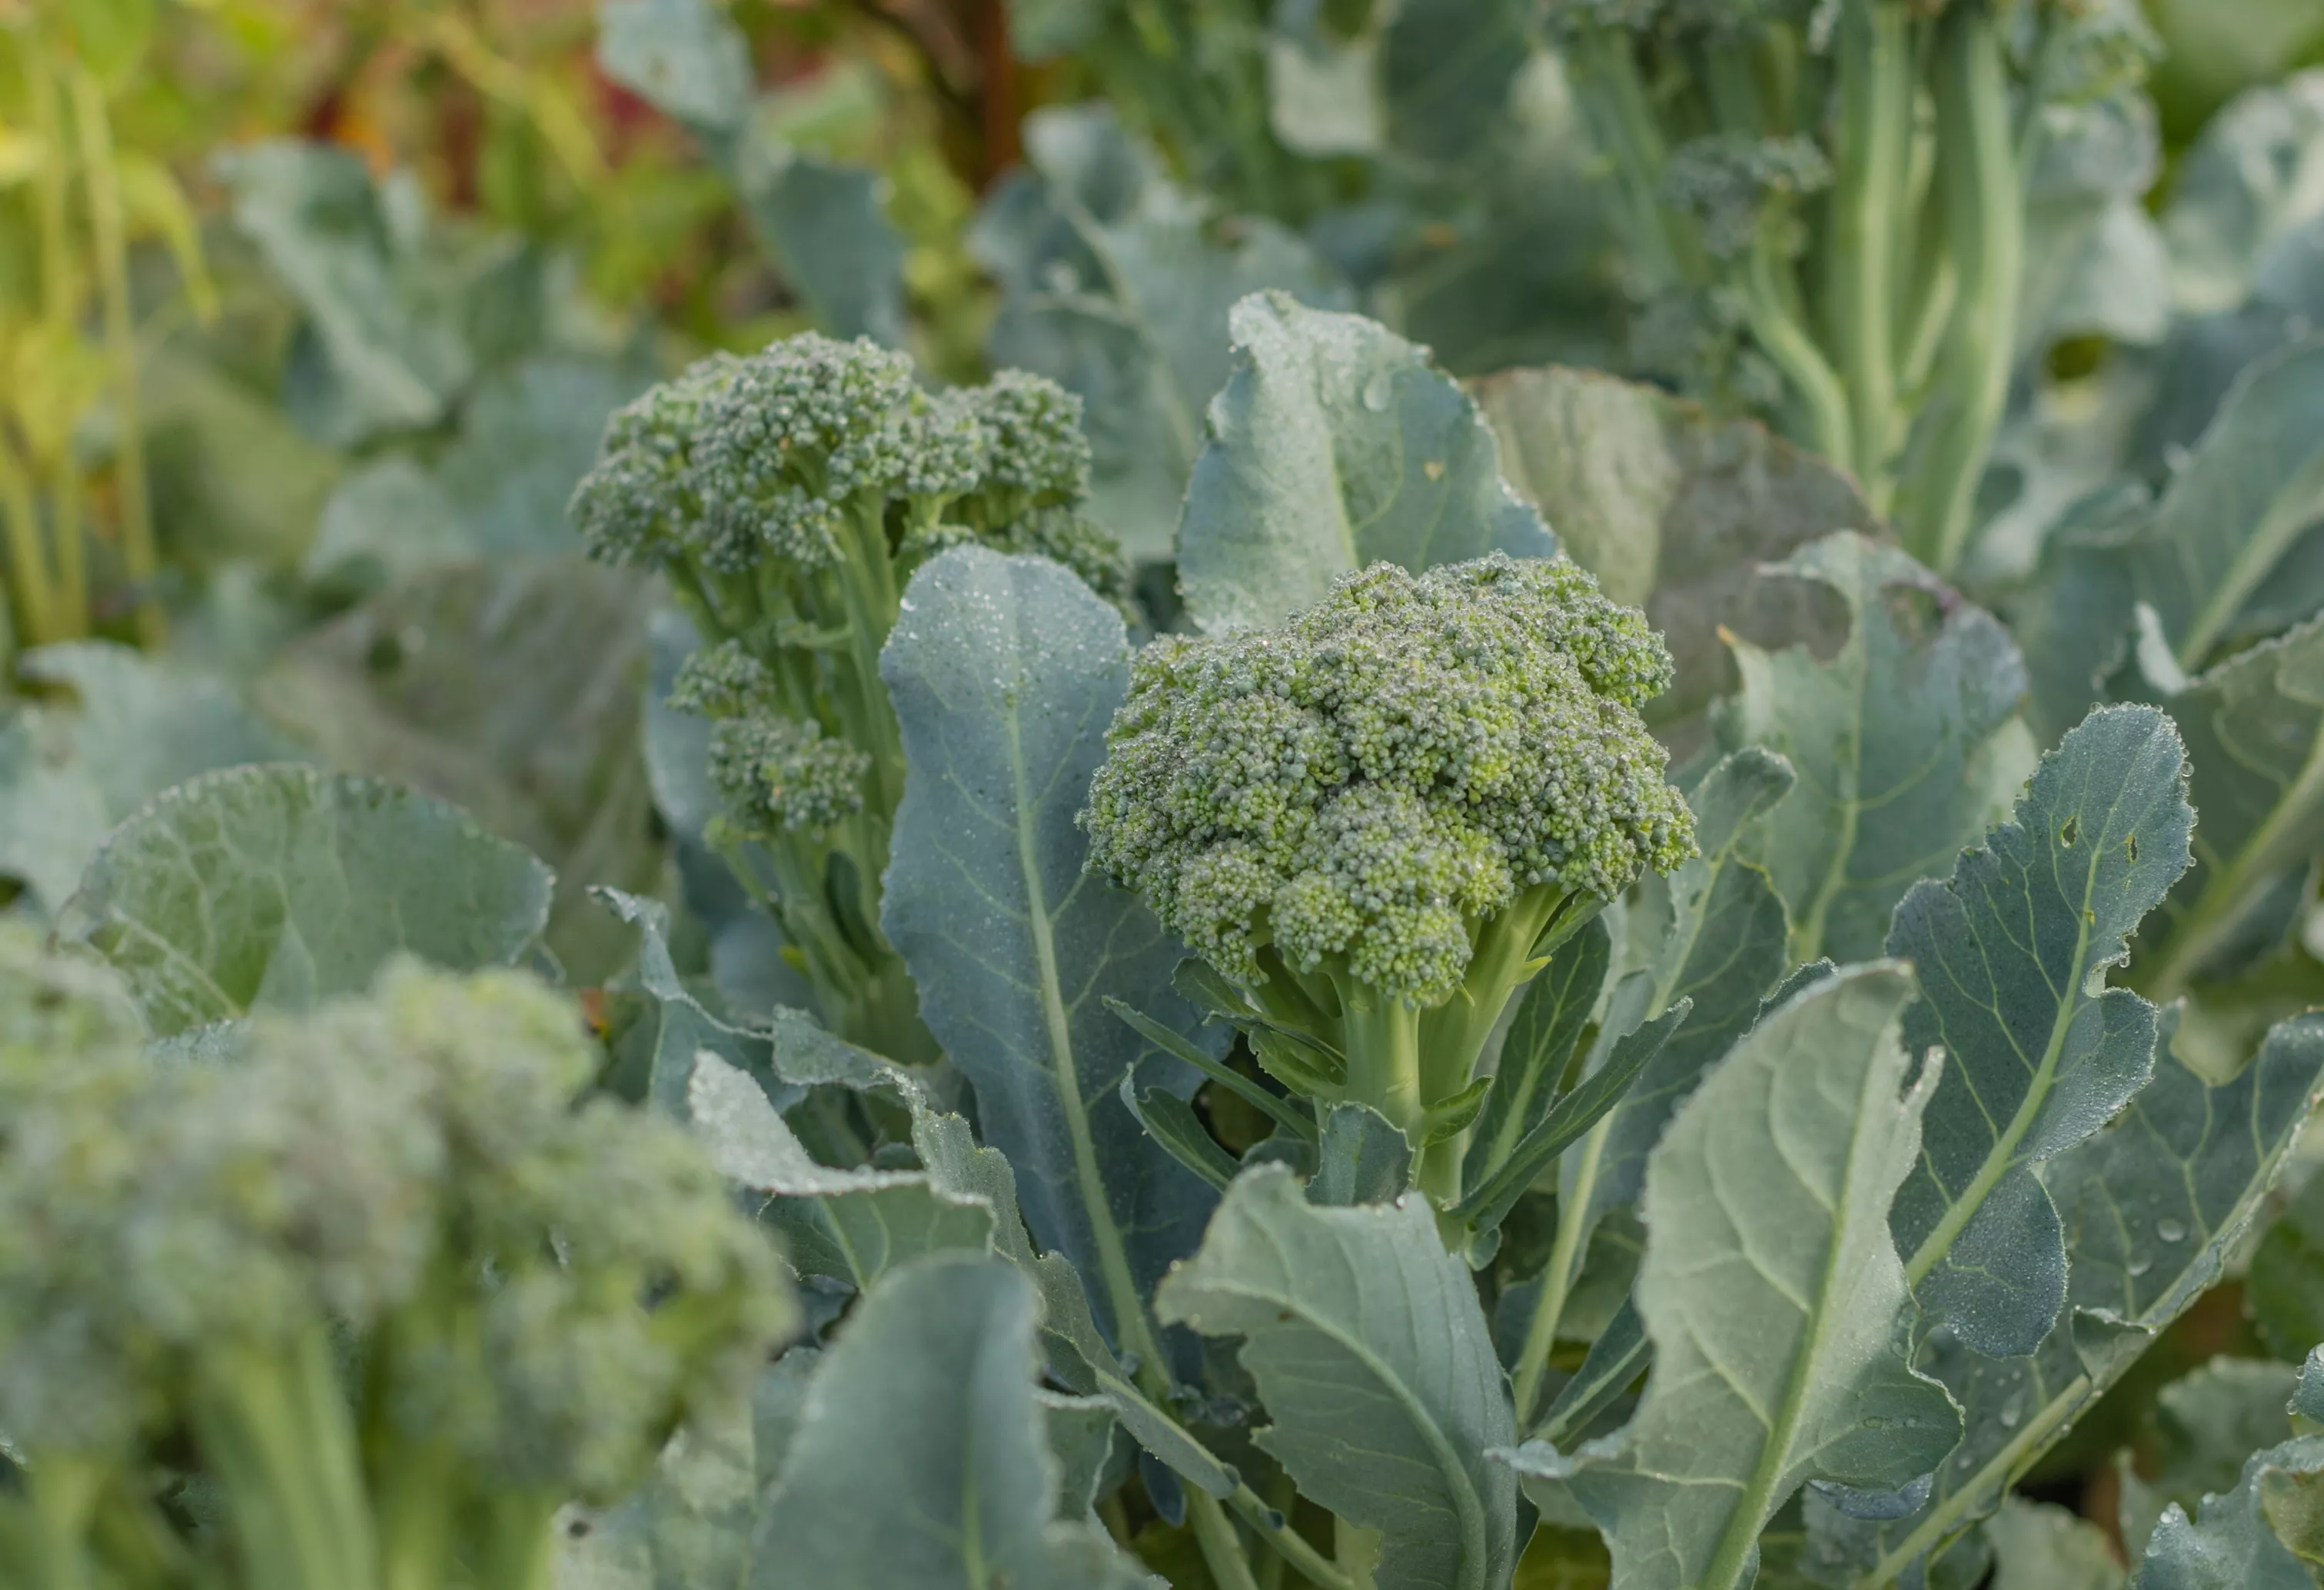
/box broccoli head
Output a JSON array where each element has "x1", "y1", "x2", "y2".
[
  {"x1": 0, "y1": 933, "x2": 790, "y2": 1590},
  {"x1": 567, "y1": 334, "x2": 1133, "y2": 1065},
  {"x1": 1082, "y1": 555, "x2": 1693, "y2": 1199}
]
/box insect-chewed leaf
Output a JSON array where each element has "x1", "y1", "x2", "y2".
[
  {"x1": 1717, "y1": 531, "x2": 2036, "y2": 964},
  {"x1": 879, "y1": 545, "x2": 1220, "y2": 1362},
  {"x1": 750, "y1": 1254, "x2": 1154, "y2": 1588},
  {"x1": 1156, "y1": 1163, "x2": 1519, "y2": 1590},
  {"x1": 1521, "y1": 963, "x2": 1960, "y2": 1590},
  {"x1": 1824, "y1": 1010, "x2": 2324, "y2": 1588},
  {"x1": 56, "y1": 764, "x2": 553, "y2": 1036},
  {"x1": 1175, "y1": 290, "x2": 1554, "y2": 634},
  {"x1": 1887, "y1": 704, "x2": 2195, "y2": 1359}
]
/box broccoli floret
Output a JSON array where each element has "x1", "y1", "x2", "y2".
[
  {"x1": 570, "y1": 334, "x2": 1135, "y2": 1064},
  {"x1": 1082, "y1": 555, "x2": 1694, "y2": 1201},
  {"x1": 0, "y1": 930, "x2": 790, "y2": 1590}
]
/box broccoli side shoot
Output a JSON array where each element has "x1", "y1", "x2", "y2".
[
  {"x1": 1082, "y1": 555, "x2": 1694, "y2": 1201},
  {"x1": 0, "y1": 930, "x2": 790, "y2": 1590},
  {"x1": 570, "y1": 334, "x2": 1132, "y2": 1063}
]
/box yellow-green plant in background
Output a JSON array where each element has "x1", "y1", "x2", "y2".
[{"x1": 0, "y1": 3, "x2": 216, "y2": 655}]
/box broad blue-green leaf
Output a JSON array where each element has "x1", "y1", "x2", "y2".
[
  {"x1": 1471, "y1": 364, "x2": 1877, "y2": 755},
  {"x1": 688, "y1": 1052, "x2": 997, "y2": 1292},
  {"x1": 2018, "y1": 94, "x2": 2171, "y2": 361},
  {"x1": 1887, "y1": 704, "x2": 2196, "y2": 1357},
  {"x1": 750, "y1": 1253, "x2": 1154, "y2": 1588},
  {"x1": 1985, "y1": 1498, "x2": 2126, "y2": 1590},
  {"x1": 2117, "y1": 1359, "x2": 2302, "y2": 1562},
  {"x1": 2248, "y1": 1166, "x2": 2324, "y2": 1359},
  {"x1": 1537, "y1": 1294, "x2": 1647, "y2": 1449},
  {"x1": 880, "y1": 546, "x2": 1219, "y2": 1359},
  {"x1": 1516, "y1": 965, "x2": 1960, "y2": 1590},
  {"x1": 969, "y1": 107, "x2": 1348, "y2": 558},
  {"x1": 1826, "y1": 1011, "x2": 2324, "y2": 1588},
  {"x1": 1461, "y1": 918, "x2": 1609, "y2": 1194},
  {"x1": 1175, "y1": 291, "x2": 1554, "y2": 635},
  {"x1": 730, "y1": 131, "x2": 907, "y2": 347},
  {"x1": 1311, "y1": 1100, "x2": 1414, "y2": 1206},
  {"x1": 2123, "y1": 340, "x2": 2324, "y2": 670},
  {"x1": 1717, "y1": 531, "x2": 2038, "y2": 964},
  {"x1": 595, "y1": 0, "x2": 753, "y2": 134},
  {"x1": 0, "y1": 643, "x2": 304, "y2": 917},
  {"x1": 1155, "y1": 1163, "x2": 1519, "y2": 1590},
  {"x1": 1040, "y1": 1391, "x2": 1124, "y2": 1518},
  {"x1": 56, "y1": 766, "x2": 554, "y2": 1036},
  {"x1": 2139, "y1": 612, "x2": 2324, "y2": 995},
  {"x1": 256, "y1": 557, "x2": 661, "y2": 983}
]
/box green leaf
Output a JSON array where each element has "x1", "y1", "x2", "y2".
[
  {"x1": 1536, "y1": 1295, "x2": 1647, "y2": 1450},
  {"x1": 1040, "y1": 1391, "x2": 1125, "y2": 1518},
  {"x1": 2133, "y1": 1432, "x2": 2324, "y2": 1589},
  {"x1": 1717, "y1": 531, "x2": 2039, "y2": 964},
  {"x1": 1471, "y1": 365, "x2": 1877, "y2": 757},
  {"x1": 55, "y1": 765, "x2": 554, "y2": 1036},
  {"x1": 1105, "y1": 993, "x2": 1316, "y2": 1143},
  {"x1": 687, "y1": 1052, "x2": 998, "y2": 1292},
  {"x1": 730, "y1": 132, "x2": 907, "y2": 347},
  {"x1": 2139, "y1": 612, "x2": 2324, "y2": 996},
  {"x1": 1827, "y1": 1010, "x2": 2324, "y2": 1588},
  {"x1": 1985, "y1": 1498, "x2": 2126, "y2": 1590},
  {"x1": 0, "y1": 643, "x2": 304, "y2": 917},
  {"x1": 1887, "y1": 704, "x2": 2196, "y2": 1357},
  {"x1": 1310, "y1": 1100, "x2": 1414, "y2": 1206},
  {"x1": 1119, "y1": 1061, "x2": 1238, "y2": 1192},
  {"x1": 2247, "y1": 1166, "x2": 2324, "y2": 1359},
  {"x1": 594, "y1": 887, "x2": 778, "y2": 1118},
  {"x1": 1175, "y1": 291, "x2": 1554, "y2": 635},
  {"x1": 752, "y1": 1253, "x2": 1154, "y2": 1588},
  {"x1": 2162, "y1": 74, "x2": 2324, "y2": 317},
  {"x1": 255, "y1": 558, "x2": 663, "y2": 983},
  {"x1": 1462, "y1": 917, "x2": 1610, "y2": 1193},
  {"x1": 969, "y1": 107, "x2": 1348, "y2": 559},
  {"x1": 1515, "y1": 964, "x2": 1960, "y2": 1590},
  {"x1": 1155, "y1": 1163, "x2": 1520, "y2": 1590},
  {"x1": 879, "y1": 546, "x2": 1220, "y2": 1362},
  {"x1": 2017, "y1": 95, "x2": 2171, "y2": 362},
  {"x1": 2123, "y1": 340, "x2": 2324, "y2": 670},
  {"x1": 2117, "y1": 1359, "x2": 2302, "y2": 1562},
  {"x1": 595, "y1": 0, "x2": 754, "y2": 135}
]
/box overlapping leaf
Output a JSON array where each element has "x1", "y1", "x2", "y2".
[
  {"x1": 1716, "y1": 531, "x2": 2037, "y2": 964},
  {"x1": 1887, "y1": 704, "x2": 2195, "y2": 1358},
  {"x1": 1156, "y1": 1164, "x2": 1519, "y2": 1590},
  {"x1": 1510, "y1": 965, "x2": 1960, "y2": 1590},
  {"x1": 56, "y1": 765, "x2": 554, "y2": 1036},
  {"x1": 880, "y1": 546, "x2": 1219, "y2": 1360},
  {"x1": 1174, "y1": 290, "x2": 1554, "y2": 634}
]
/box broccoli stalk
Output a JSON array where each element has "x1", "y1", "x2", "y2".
[
  {"x1": 0, "y1": 934, "x2": 791, "y2": 1590},
  {"x1": 573, "y1": 335, "x2": 1133, "y2": 1064},
  {"x1": 1554, "y1": 0, "x2": 2153, "y2": 571},
  {"x1": 1082, "y1": 556, "x2": 1695, "y2": 1211}
]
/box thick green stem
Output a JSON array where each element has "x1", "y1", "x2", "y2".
[
  {"x1": 188, "y1": 1327, "x2": 378, "y2": 1590},
  {"x1": 1744, "y1": 227, "x2": 1855, "y2": 470},
  {"x1": 1825, "y1": 2, "x2": 1913, "y2": 498},
  {"x1": 833, "y1": 503, "x2": 906, "y2": 815},
  {"x1": 1900, "y1": 2, "x2": 2021, "y2": 574},
  {"x1": 18, "y1": 1452, "x2": 105, "y2": 1590},
  {"x1": 0, "y1": 444, "x2": 60, "y2": 650},
  {"x1": 474, "y1": 1492, "x2": 561, "y2": 1590},
  {"x1": 1571, "y1": 30, "x2": 1692, "y2": 292},
  {"x1": 1342, "y1": 994, "x2": 1424, "y2": 1152},
  {"x1": 1191, "y1": 1489, "x2": 1264, "y2": 1590},
  {"x1": 67, "y1": 69, "x2": 163, "y2": 648},
  {"x1": 24, "y1": 49, "x2": 87, "y2": 640},
  {"x1": 1510, "y1": 1117, "x2": 1606, "y2": 1425}
]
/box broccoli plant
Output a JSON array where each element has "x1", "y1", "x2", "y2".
[
  {"x1": 570, "y1": 334, "x2": 1132, "y2": 1061},
  {"x1": 1082, "y1": 554, "x2": 1697, "y2": 1207},
  {"x1": 0, "y1": 930, "x2": 790, "y2": 1590}
]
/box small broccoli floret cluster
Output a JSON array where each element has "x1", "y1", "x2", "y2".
[
  {"x1": 570, "y1": 334, "x2": 1134, "y2": 1065},
  {"x1": 0, "y1": 932, "x2": 790, "y2": 1590},
  {"x1": 1084, "y1": 555, "x2": 1695, "y2": 1006}
]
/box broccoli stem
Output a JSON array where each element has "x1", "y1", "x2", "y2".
[
  {"x1": 188, "y1": 1326, "x2": 380, "y2": 1590},
  {"x1": 1341, "y1": 991, "x2": 1425, "y2": 1155},
  {"x1": 1898, "y1": 1, "x2": 2020, "y2": 574},
  {"x1": 1824, "y1": 1, "x2": 1913, "y2": 499},
  {"x1": 473, "y1": 1490, "x2": 562, "y2": 1590},
  {"x1": 1568, "y1": 29, "x2": 1694, "y2": 293},
  {"x1": 12, "y1": 1449, "x2": 105, "y2": 1590}
]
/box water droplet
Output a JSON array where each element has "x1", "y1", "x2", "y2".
[
  {"x1": 2156, "y1": 1219, "x2": 2187, "y2": 1242},
  {"x1": 1361, "y1": 373, "x2": 1393, "y2": 411},
  {"x1": 2128, "y1": 1256, "x2": 2153, "y2": 1277}
]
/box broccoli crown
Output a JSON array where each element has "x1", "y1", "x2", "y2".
[
  {"x1": 571, "y1": 332, "x2": 1108, "y2": 580},
  {"x1": 708, "y1": 712, "x2": 874, "y2": 836},
  {"x1": 0, "y1": 940, "x2": 790, "y2": 1500},
  {"x1": 1082, "y1": 556, "x2": 1697, "y2": 1003}
]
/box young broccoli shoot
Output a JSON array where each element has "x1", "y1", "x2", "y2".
[
  {"x1": 571, "y1": 334, "x2": 1132, "y2": 1063},
  {"x1": 1082, "y1": 554, "x2": 1694, "y2": 1202},
  {"x1": 0, "y1": 930, "x2": 790, "y2": 1590}
]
